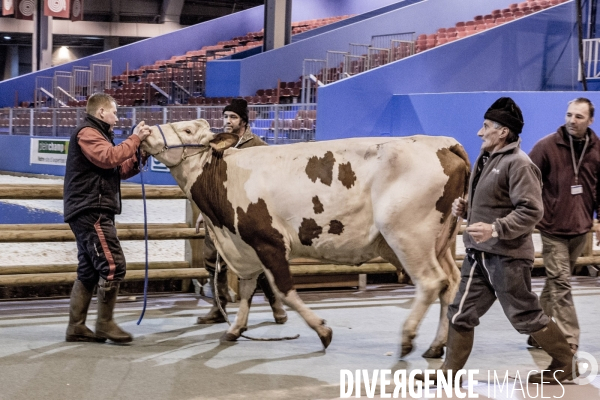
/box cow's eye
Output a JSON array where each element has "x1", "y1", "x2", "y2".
[{"x1": 184, "y1": 129, "x2": 191, "y2": 134}]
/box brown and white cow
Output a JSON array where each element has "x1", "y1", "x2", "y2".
[{"x1": 141, "y1": 119, "x2": 470, "y2": 358}]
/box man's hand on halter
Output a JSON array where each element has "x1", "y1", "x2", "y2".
[
  {"x1": 133, "y1": 121, "x2": 152, "y2": 141},
  {"x1": 451, "y1": 197, "x2": 467, "y2": 218}
]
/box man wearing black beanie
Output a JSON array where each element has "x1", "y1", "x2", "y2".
[
  {"x1": 417, "y1": 97, "x2": 577, "y2": 386},
  {"x1": 196, "y1": 98, "x2": 288, "y2": 325}
]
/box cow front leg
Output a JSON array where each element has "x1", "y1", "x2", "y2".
[
  {"x1": 281, "y1": 289, "x2": 332, "y2": 349},
  {"x1": 220, "y1": 274, "x2": 258, "y2": 343},
  {"x1": 261, "y1": 268, "x2": 333, "y2": 349}
]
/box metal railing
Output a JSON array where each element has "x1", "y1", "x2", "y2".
[
  {"x1": 0, "y1": 104, "x2": 317, "y2": 144},
  {"x1": 581, "y1": 38, "x2": 600, "y2": 80}
]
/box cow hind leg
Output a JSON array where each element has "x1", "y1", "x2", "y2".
[
  {"x1": 220, "y1": 274, "x2": 258, "y2": 343},
  {"x1": 421, "y1": 248, "x2": 460, "y2": 358},
  {"x1": 378, "y1": 237, "x2": 448, "y2": 359}
]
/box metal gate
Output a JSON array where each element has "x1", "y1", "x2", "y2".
[
  {"x1": 343, "y1": 43, "x2": 370, "y2": 77},
  {"x1": 34, "y1": 76, "x2": 53, "y2": 108},
  {"x1": 90, "y1": 59, "x2": 112, "y2": 94},
  {"x1": 325, "y1": 50, "x2": 348, "y2": 84},
  {"x1": 53, "y1": 71, "x2": 75, "y2": 107},
  {"x1": 73, "y1": 66, "x2": 91, "y2": 101},
  {"x1": 301, "y1": 59, "x2": 326, "y2": 104}
]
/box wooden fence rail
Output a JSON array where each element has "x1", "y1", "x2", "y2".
[{"x1": 0, "y1": 184, "x2": 598, "y2": 289}]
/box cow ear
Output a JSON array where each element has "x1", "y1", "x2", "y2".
[{"x1": 210, "y1": 133, "x2": 238, "y2": 152}]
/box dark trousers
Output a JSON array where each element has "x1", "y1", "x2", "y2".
[
  {"x1": 69, "y1": 211, "x2": 126, "y2": 291},
  {"x1": 448, "y1": 250, "x2": 549, "y2": 334}
]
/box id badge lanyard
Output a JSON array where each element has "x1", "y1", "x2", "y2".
[{"x1": 569, "y1": 133, "x2": 589, "y2": 194}]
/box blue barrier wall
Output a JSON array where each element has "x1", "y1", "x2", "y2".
[
  {"x1": 291, "y1": 0, "x2": 404, "y2": 21},
  {"x1": 205, "y1": 0, "x2": 523, "y2": 98},
  {"x1": 316, "y1": 2, "x2": 579, "y2": 140},
  {"x1": 323, "y1": 91, "x2": 600, "y2": 164},
  {"x1": 0, "y1": 7, "x2": 265, "y2": 108},
  {"x1": 0, "y1": 135, "x2": 177, "y2": 184}
]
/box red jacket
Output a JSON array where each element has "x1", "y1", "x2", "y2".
[{"x1": 529, "y1": 126, "x2": 600, "y2": 236}]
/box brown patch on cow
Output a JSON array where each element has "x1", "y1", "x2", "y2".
[
  {"x1": 435, "y1": 144, "x2": 471, "y2": 224},
  {"x1": 328, "y1": 220, "x2": 344, "y2": 235},
  {"x1": 190, "y1": 152, "x2": 236, "y2": 234},
  {"x1": 298, "y1": 218, "x2": 323, "y2": 246},
  {"x1": 237, "y1": 198, "x2": 294, "y2": 295},
  {"x1": 312, "y1": 196, "x2": 324, "y2": 214},
  {"x1": 338, "y1": 162, "x2": 356, "y2": 189},
  {"x1": 305, "y1": 151, "x2": 336, "y2": 186}
]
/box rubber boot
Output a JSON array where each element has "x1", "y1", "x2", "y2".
[
  {"x1": 415, "y1": 324, "x2": 474, "y2": 387},
  {"x1": 527, "y1": 335, "x2": 542, "y2": 349},
  {"x1": 196, "y1": 268, "x2": 228, "y2": 324},
  {"x1": 66, "y1": 280, "x2": 105, "y2": 342},
  {"x1": 528, "y1": 321, "x2": 578, "y2": 384},
  {"x1": 95, "y1": 278, "x2": 133, "y2": 344},
  {"x1": 257, "y1": 272, "x2": 287, "y2": 324}
]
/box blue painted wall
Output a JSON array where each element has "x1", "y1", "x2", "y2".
[
  {"x1": 325, "y1": 91, "x2": 600, "y2": 165},
  {"x1": 0, "y1": 203, "x2": 64, "y2": 224},
  {"x1": 0, "y1": 135, "x2": 177, "y2": 184},
  {"x1": 205, "y1": 0, "x2": 523, "y2": 97},
  {"x1": 316, "y1": 2, "x2": 580, "y2": 140},
  {"x1": 0, "y1": 7, "x2": 265, "y2": 108}
]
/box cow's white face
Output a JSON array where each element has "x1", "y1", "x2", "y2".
[{"x1": 142, "y1": 119, "x2": 215, "y2": 167}]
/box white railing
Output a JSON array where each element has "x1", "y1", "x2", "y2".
[
  {"x1": 0, "y1": 104, "x2": 317, "y2": 144},
  {"x1": 580, "y1": 38, "x2": 600, "y2": 80}
]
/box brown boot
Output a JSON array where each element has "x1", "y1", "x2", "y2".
[
  {"x1": 257, "y1": 272, "x2": 287, "y2": 324},
  {"x1": 197, "y1": 269, "x2": 228, "y2": 324},
  {"x1": 415, "y1": 324, "x2": 474, "y2": 387},
  {"x1": 95, "y1": 279, "x2": 133, "y2": 344},
  {"x1": 66, "y1": 280, "x2": 105, "y2": 342},
  {"x1": 528, "y1": 321, "x2": 577, "y2": 384},
  {"x1": 527, "y1": 335, "x2": 542, "y2": 349}
]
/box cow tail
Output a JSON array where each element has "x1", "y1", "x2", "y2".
[{"x1": 436, "y1": 143, "x2": 471, "y2": 260}]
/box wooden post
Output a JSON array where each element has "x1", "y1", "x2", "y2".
[{"x1": 184, "y1": 199, "x2": 202, "y2": 293}]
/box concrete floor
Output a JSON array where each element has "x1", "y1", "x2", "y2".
[{"x1": 1, "y1": 277, "x2": 599, "y2": 400}]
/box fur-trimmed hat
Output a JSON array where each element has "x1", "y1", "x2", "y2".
[
  {"x1": 484, "y1": 97, "x2": 524, "y2": 134},
  {"x1": 223, "y1": 98, "x2": 248, "y2": 124}
]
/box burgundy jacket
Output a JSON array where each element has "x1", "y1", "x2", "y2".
[{"x1": 529, "y1": 126, "x2": 600, "y2": 236}]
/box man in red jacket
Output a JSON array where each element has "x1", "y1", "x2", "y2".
[
  {"x1": 528, "y1": 97, "x2": 600, "y2": 354},
  {"x1": 64, "y1": 93, "x2": 151, "y2": 344}
]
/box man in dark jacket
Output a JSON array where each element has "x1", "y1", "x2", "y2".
[
  {"x1": 64, "y1": 93, "x2": 151, "y2": 344},
  {"x1": 196, "y1": 98, "x2": 288, "y2": 325},
  {"x1": 528, "y1": 98, "x2": 600, "y2": 354},
  {"x1": 418, "y1": 97, "x2": 576, "y2": 386}
]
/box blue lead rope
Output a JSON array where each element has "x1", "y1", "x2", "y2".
[{"x1": 136, "y1": 150, "x2": 150, "y2": 325}]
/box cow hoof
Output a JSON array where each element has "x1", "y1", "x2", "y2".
[
  {"x1": 400, "y1": 344, "x2": 413, "y2": 358},
  {"x1": 318, "y1": 326, "x2": 333, "y2": 349},
  {"x1": 219, "y1": 332, "x2": 239, "y2": 343},
  {"x1": 422, "y1": 346, "x2": 444, "y2": 359}
]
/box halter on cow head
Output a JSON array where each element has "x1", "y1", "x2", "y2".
[{"x1": 142, "y1": 119, "x2": 240, "y2": 168}]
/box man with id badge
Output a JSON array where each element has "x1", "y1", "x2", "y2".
[{"x1": 528, "y1": 98, "x2": 600, "y2": 354}]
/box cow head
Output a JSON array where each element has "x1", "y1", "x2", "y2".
[{"x1": 142, "y1": 119, "x2": 221, "y2": 167}]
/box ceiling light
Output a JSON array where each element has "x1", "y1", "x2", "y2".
[{"x1": 3, "y1": 36, "x2": 11, "y2": 40}]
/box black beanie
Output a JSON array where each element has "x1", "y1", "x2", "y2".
[
  {"x1": 223, "y1": 98, "x2": 249, "y2": 124},
  {"x1": 484, "y1": 97, "x2": 524, "y2": 134}
]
